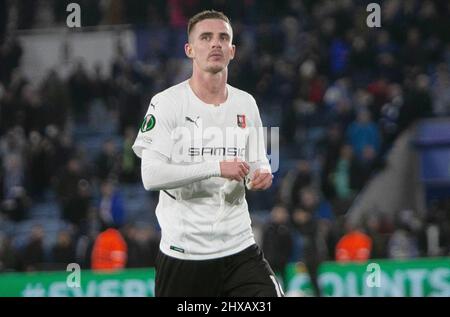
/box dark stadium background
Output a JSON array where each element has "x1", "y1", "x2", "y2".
[{"x1": 0, "y1": 0, "x2": 449, "y2": 297}]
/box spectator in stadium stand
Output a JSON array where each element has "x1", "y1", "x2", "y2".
[
  {"x1": 95, "y1": 139, "x2": 121, "y2": 181},
  {"x1": 387, "y1": 209, "x2": 421, "y2": 259},
  {"x1": 330, "y1": 144, "x2": 356, "y2": 204},
  {"x1": 351, "y1": 144, "x2": 378, "y2": 191},
  {"x1": 363, "y1": 213, "x2": 389, "y2": 260},
  {"x1": 21, "y1": 225, "x2": 46, "y2": 271},
  {"x1": 0, "y1": 35, "x2": 23, "y2": 86},
  {"x1": 120, "y1": 127, "x2": 140, "y2": 183},
  {"x1": 2, "y1": 153, "x2": 25, "y2": 202},
  {"x1": 291, "y1": 187, "x2": 331, "y2": 296},
  {"x1": 27, "y1": 131, "x2": 51, "y2": 199},
  {"x1": 98, "y1": 179, "x2": 125, "y2": 229},
  {"x1": 0, "y1": 234, "x2": 18, "y2": 272},
  {"x1": 124, "y1": 224, "x2": 160, "y2": 268},
  {"x1": 54, "y1": 158, "x2": 92, "y2": 230},
  {"x1": 1, "y1": 185, "x2": 29, "y2": 222},
  {"x1": 51, "y1": 229, "x2": 76, "y2": 270},
  {"x1": 431, "y1": 63, "x2": 450, "y2": 116},
  {"x1": 335, "y1": 222, "x2": 373, "y2": 262},
  {"x1": 262, "y1": 205, "x2": 293, "y2": 286},
  {"x1": 387, "y1": 226, "x2": 420, "y2": 259},
  {"x1": 40, "y1": 70, "x2": 71, "y2": 131},
  {"x1": 91, "y1": 223, "x2": 128, "y2": 271},
  {"x1": 279, "y1": 160, "x2": 313, "y2": 208},
  {"x1": 346, "y1": 109, "x2": 381, "y2": 162},
  {"x1": 67, "y1": 61, "x2": 92, "y2": 122},
  {"x1": 419, "y1": 199, "x2": 450, "y2": 257},
  {"x1": 319, "y1": 123, "x2": 344, "y2": 201}
]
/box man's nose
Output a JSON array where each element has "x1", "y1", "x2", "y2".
[{"x1": 211, "y1": 37, "x2": 222, "y2": 48}]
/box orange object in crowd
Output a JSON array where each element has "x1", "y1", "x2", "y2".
[
  {"x1": 335, "y1": 230, "x2": 372, "y2": 262},
  {"x1": 91, "y1": 228, "x2": 128, "y2": 271}
]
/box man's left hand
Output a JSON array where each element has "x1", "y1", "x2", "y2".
[{"x1": 248, "y1": 169, "x2": 273, "y2": 191}]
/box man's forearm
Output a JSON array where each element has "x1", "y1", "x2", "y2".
[{"x1": 141, "y1": 150, "x2": 221, "y2": 191}]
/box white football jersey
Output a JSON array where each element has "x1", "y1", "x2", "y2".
[{"x1": 133, "y1": 80, "x2": 270, "y2": 260}]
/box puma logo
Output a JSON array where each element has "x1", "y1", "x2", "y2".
[{"x1": 185, "y1": 116, "x2": 200, "y2": 128}]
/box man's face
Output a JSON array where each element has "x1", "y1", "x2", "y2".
[{"x1": 185, "y1": 19, "x2": 235, "y2": 74}]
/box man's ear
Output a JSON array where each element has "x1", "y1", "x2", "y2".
[
  {"x1": 230, "y1": 44, "x2": 236, "y2": 60},
  {"x1": 185, "y1": 43, "x2": 194, "y2": 59}
]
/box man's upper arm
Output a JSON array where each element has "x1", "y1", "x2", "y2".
[{"x1": 132, "y1": 94, "x2": 177, "y2": 159}]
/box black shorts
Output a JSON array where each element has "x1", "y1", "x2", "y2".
[{"x1": 155, "y1": 244, "x2": 284, "y2": 297}]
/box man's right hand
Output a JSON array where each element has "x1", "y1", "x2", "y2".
[{"x1": 220, "y1": 159, "x2": 250, "y2": 182}]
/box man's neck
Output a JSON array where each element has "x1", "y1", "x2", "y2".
[{"x1": 189, "y1": 70, "x2": 228, "y2": 105}]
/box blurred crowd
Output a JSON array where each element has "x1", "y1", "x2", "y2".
[{"x1": 1, "y1": 0, "x2": 450, "y2": 293}]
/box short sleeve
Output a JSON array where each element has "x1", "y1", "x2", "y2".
[{"x1": 132, "y1": 94, "x2": 177, "y2": 158}]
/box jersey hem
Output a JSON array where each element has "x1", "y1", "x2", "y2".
[{"x1": 159, "y1": 237, "x2": 256, "y2": 260}]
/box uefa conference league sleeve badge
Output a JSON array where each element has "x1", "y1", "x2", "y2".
[{"x1": 141, "y1": 114, "x2": 156, "y2": 133}]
